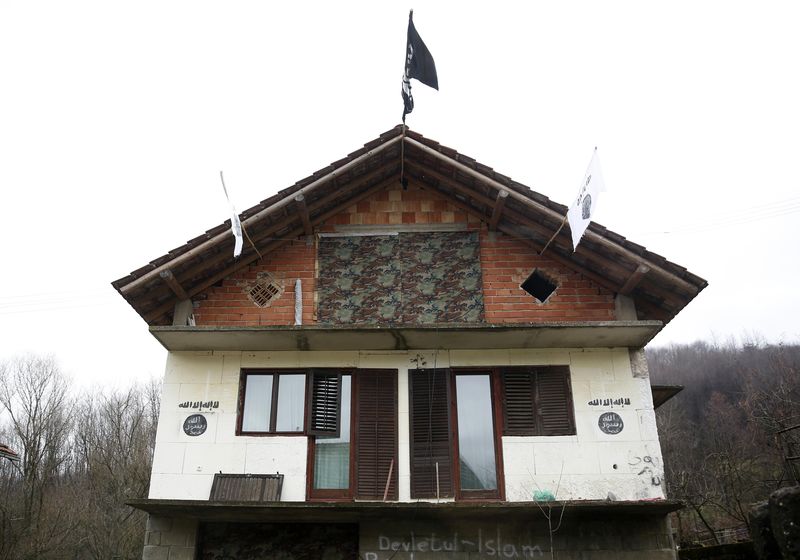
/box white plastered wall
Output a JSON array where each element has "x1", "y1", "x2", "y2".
[{"x1": 149, "y1": 348, "x2": 664, "y2": 502}]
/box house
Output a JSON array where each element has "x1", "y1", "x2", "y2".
[
  {"x1": 114, "y1": 126, "x2": 706, "y2": 560},
  {"x1": 0, "y1": 443, "x2": 20, "y2": 463}
]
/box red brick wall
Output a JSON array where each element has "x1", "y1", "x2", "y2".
[
  {"x1": 193, "y1": 183, "x2": 615, "y2": 327},
  {"x1": 480, "y1": 231, "x2": 615, "y2": 323},
  {"x1": 317, "y1": 183, "x2": 482, "y2": 230},
  {"x1": 193, "y1": 240, "x2": 316, "y2": 327}
]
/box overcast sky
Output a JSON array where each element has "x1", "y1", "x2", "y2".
[{"x1": 1, "y1": 1, "x2": 798, "y2": 387}]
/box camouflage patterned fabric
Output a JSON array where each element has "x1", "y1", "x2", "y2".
[{"x1": 317, "y1": 232, "x2": 484, "y2": 325}]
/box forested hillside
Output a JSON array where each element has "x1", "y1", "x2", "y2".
[
  {"x1": 0, "y1": 356, "x2": 159, "y2": 560},
  {"x1": 648, "y1": 341, "x2": 800, "y2": 545}
]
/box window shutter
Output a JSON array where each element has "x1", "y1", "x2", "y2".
[
  {"x1": 307, "y1": 370, "x2": 342, "y2": 437},
  {"x1": 536, "y1": 367, "x2": 575, "y2": 436},
  {"x1": 355, "y1": 370, "x2": 398, "y2": 500},
  {"x1": 409, "y1": 369, "x2": 454, "y2": 499},
  {"x1": 502, "y1": 371, "x2": 537, "y2": 435}
]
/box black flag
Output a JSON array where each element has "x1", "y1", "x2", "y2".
[{"x1": 402, "y1": 10, "x2": 438, "y2": 122}]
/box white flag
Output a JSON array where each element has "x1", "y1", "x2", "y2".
[
  {"x1": 220, "y1": 171, "x2": 244, "y2": 258},
  {"x1": 567, "y1": 149, "x2": 605, "y2": 251},
  {"x1": 230, "y1": 210, "x2": 243, "y2": 258}
]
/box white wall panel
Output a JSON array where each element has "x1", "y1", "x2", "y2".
[{"x1": 150, "y1": 348, "x2": 666, "y2": 504}]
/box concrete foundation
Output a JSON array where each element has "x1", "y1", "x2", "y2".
[
  {"x1": 142, "y1": 512, "x2": 677, "y2": 560},
  {"x1": 359, "y1": 515, "x2": 676, "y2": 560}
]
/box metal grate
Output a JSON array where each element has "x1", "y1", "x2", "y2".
[
  {"x1": 248, "y1": 281, "x2": 281, "y2": 308},
  {"x1": 209, "y1": 473, "x2": 283, "y2": 502}
]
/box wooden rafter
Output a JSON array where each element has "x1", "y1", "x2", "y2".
[
  {"x1": 159, "y1": 269, "x2": 189, "y2": 300},
  {"x1": 114, "y1": 127, "x2": 707, "y2": 328},
  {"x1": 411, "y1": 177, "x2": 624, "y2": 297},
  {"x1": 405, "y1": 137, "x2": 699, "y2": 296},
  {"x1": 406, "y1": 163, "x2": 630, "y2": 286},
  {"x1": 488, "y1": 190, "x2": 508, "y2": 231},
  {"x1": 405, "y1": 161, "x2": 687, "y2": 308},
  {"x1": 620, "y1": 265, "x2": 651, "y2": 296},
  {"x1": 294, "y1": 194, "x2": 313, "y2": 236},
  {"x1": 134, "y1": 161, "x2": 401, "y2": 311},
  {"x1": 145, "y1": 177, "x2": 399, "y2": 323},
  {"x1": 121, "y1": 134, "x2": 403, "y2": 295}
]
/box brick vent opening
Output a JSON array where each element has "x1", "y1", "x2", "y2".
[
  {"x1": 247, "y1": 273, "x2": 283, "y2": 308},
  {"x1": 521, "y1": 269, "x2": 557, "y2": 303}
]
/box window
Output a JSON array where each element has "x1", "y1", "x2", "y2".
[
  {"x1": 501, "y1": 366, "x2": 575, "y2": 436},
  {"x1": 238, "y1": 371, "x2": 307, "y2": 434},
  {"x1": 408, "y1": 368, "x2": 504, "y2": 500},
  {"x1": 312, "y1": 375, "x2": 351, "y2": 493},
  {"x1": 409, "y1": 366, "x2": 575, "y2": 500},
  {"x1": 453, "y1": 372, "x2": 501, "y2": 499},
  {"x1": 308, "y1": 369, "x2": 398, "y2": 501},
  {"x1": 237, "y1": 368, "x2": 399, "y2": 501}
]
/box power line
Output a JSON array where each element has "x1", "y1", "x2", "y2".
[{"x1": 634, "y1": 196, "x2": 800, "y2": 236}]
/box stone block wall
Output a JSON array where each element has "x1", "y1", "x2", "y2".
[{"x1": 142, "y1": 515, "x2": 197, "y2": 560}]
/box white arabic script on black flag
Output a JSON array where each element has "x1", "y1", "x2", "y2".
[{"x1": 402, "y1": 10, "x2": 438, "y2": 122}]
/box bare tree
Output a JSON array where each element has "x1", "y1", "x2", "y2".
[
  {"x1": 72, "y1": 380, "x2": 160, "y2": 559},
  {"x1": 0, "y1": 355, "x2": 160, "y2": 560},
  {"x1": 0, "y1": 354, "x2": 77, "y2": 559}
]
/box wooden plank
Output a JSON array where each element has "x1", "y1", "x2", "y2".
[
  {"x1": 294, "y1": 194, "x2": 313, "y2": 236},
  {"x1": 488, "y1": 189, "x2": 508, "y2": 231}
]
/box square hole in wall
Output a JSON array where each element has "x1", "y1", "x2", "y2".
[{"x1": 521, "y1": 269, "x2": 557, "y2": 303}]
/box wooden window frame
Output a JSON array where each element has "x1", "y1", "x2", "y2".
[
  {"x1": 450, "y1": 368, "x2": 506, "y2": 502},
  {"x1": 306, "y1": 371, "x2": 355, "y2": 501},
  {"x1": 409, "y1": 365, "x2": 575, "y2": 502},
  {"x1": 236, "y1": 369, "x2": 309, "y2": 436},
  {"x1": 306, "y1": 369, "x2": 399, "y2": 502}
]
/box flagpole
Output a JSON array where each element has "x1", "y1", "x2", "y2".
[
  {"x1": 400, "y1": 8, "x2": 437, "y2": 190},
  {"x1": 400, "y1": 123, "x2": 407, "y2": 189},
  {"x1": 220, "y1": 171, "x2": 263, "y2": 261},
  {"x1": 539, "y1": 214, "x2": 568, "y2": 256}
]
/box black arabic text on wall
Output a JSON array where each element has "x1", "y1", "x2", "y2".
[{"x1": 317, "y1": 232, "x2": 484, "y2": 325}]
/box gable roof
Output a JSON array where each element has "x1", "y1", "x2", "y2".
[{"x1": 112, "y1": 126, "x2": 706, "y2": 326}]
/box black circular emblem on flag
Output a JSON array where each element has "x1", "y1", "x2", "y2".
[
  {"x1": 183, "y1": 414, "x2": 207, "y2": 436},
  {"x1": 598, "y1": 412, "x2": 624, "y2": 434},
  {"x1": 581, "y1": 194, "x2": 593, "y2": 220}
]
